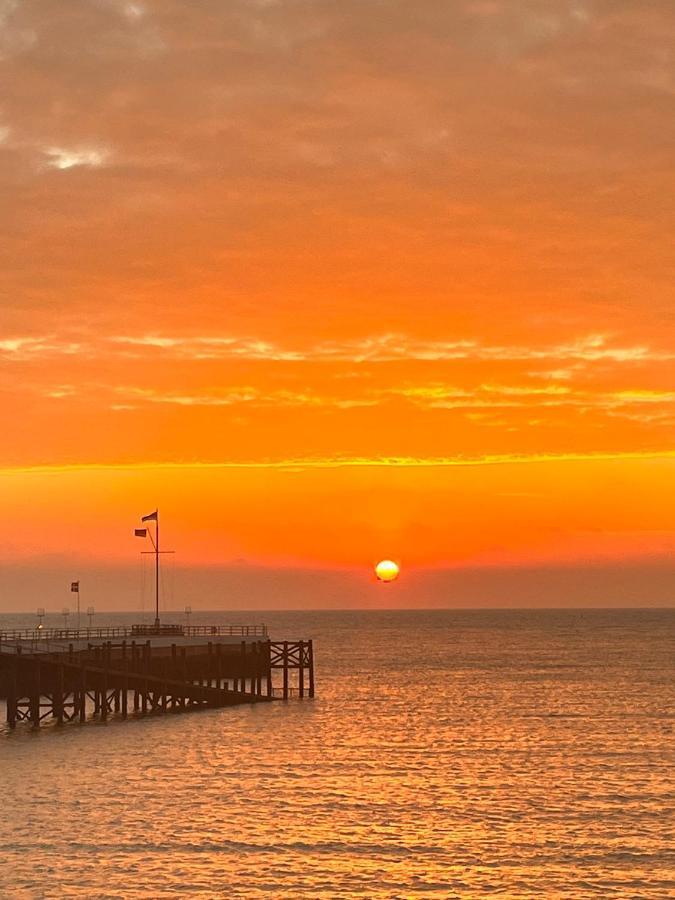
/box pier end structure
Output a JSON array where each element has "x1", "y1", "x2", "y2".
[{"x1": 0, "y1": 624, "x2": 314, "y2": 729}]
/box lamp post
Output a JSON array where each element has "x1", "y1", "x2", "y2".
[
  {"x1": 36, "y1": 607, "x2": 45, "y2": 633},
  {"x1": 61, "y1": 607, "x2": 70, "y2": 630},
  {"x1": 185, "y1": 605, "x2": 192, "y2": 631},
  {"x1": 71, "y1": 580, "x2": 80, "y2": 631},
  {"x1": 87, "y1": 606, "x2": 95, "y2": 629}
]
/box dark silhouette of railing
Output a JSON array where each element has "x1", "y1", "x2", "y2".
[{"x1": 0, "y1": 623, "x2": 268, "y2": 644}]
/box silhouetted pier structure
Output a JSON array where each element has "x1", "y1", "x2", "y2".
[{"x1": 0, "y1": 624, "x2": 314, "y2": 730}]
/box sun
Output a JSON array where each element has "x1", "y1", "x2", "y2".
[{"x1": 375, "y1": 559, "x2": 400, "y2": 582}]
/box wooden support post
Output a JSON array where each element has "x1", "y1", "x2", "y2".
[
  {"x1": 240, "y1": 641, "x2": 247, "y2": 694},
  {"x1": 101, "y1": 651, "x2": 109, "y2": 721},
  {"x1": 6, "y1": 660, "x2": 17, "y2": 728},
  {"x1": 30, "y1": 661, "x2": 41, "y2": 728},
  {"x1": 255, "y1": 642, "x2": 262, "y2": 696},
  {"x1": 216, "y1": 642, "x2": 222, "y2": 690},
  {"x1": 130, "y1": 642, "x2": 138, "y2": 711},
  {"x1": 55, "y1": 663, "x2": 65, "y2": 722},
  {"x1": 141, "y1": 643, "x2": 149, "y2": 715},
  {"x1": 282, "y1": 641, "x2": 289, "y2": 700},
  {"x1": 265, "y1": 640, "x2": 273, "y2": 698},
  {"x1": 79, "y1": 664, "x2": 87, "y2": 722},
  {"x1": 122, "y1": 657, "x2": 128, "y2": 719},
  {"x1": 298, "y1": 640, "x2": 305, "y2": 699},
  {"x1": 308, "y1": 639, "x2": 315, "y2": 698}
]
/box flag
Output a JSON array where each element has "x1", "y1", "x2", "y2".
[
  {"x1": 141, "y1": 510, "x2": 158, "y2": 523},
  {"x1": 71, "y1": 581, "x2": 79, "y2": 592},
  {"x1": 134, "y1": 528, "x2": 147, "y2": 537}
]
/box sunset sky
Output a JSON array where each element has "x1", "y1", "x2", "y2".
[{"x1": 1, "y1": 1, "x2": 674, "y2": 609}]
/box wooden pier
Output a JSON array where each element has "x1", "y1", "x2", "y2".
[{"x1": 0, "y1": 625, "x2": 315, "y2": 730}]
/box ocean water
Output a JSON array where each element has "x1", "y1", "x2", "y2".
[{"x1": 0, "y1": 608, "x2": 673, "y2": 899}]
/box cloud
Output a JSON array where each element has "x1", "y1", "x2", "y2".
[
  {"x1": 392, "y1": 382, "x2": 675, "y2": 417},
  {"x1": 34, "y1": 377, "x2": 675, "y2": 429},
  {"x1": 11, "y1": 330, "x2": 666, "y2": 367},
  {"x1": 44, "y1": 146, "x2": 110, "y2": 170},
  {"x1": 109, "y1": 335, "x2": 303, "y2": 361},
  {"x1": 2, "y1": 449, "x2": 675, "y2": 477},
  {"x1": 0, "y1": 0, "x2": 673, "y2": 477},
  {"x1": 109, "y1": 385, "x2": 379, "y2": 410},
  {"x1": 105, "y1": 332, "x2": 674, "y2": 365},
  {"x1": 0, "y1": 336, "x2": 84, "y2": 358}
]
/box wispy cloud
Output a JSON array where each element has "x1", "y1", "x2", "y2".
[
  {"x1": 2, "y1": 449, "x2": 675, "y2": 477},
  {"x1": 0, "y1": 336, "x2": 84, "y2": 359},
  {"x1": 109, "y1": 335, "x2": 303, "y2": 361},
  {"x1": 108, "y1": 332, "x2": 675, "y2": 364},
  {"x1": 110, "y1": 386, "x2": 379, "y2": 410},
  {"x1": 44, "y1": 147, "x2": 110, "y2": 170},
  {"x1": 37, "y1": 379, "x2": 675, "y2": 428},
  {"x1": 3, "y1": 331, "x2": 671, "y2": 366}
]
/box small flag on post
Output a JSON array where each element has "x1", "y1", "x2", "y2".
[
  {"x1": 141, "y1": 510, "x2": 158, "y2": 523},
  {"x1": 71, "y1": 581, "x2": 79, "y2": 592},
  {"x1": 134, "y1": 528, "x2": 147, "y2": 537}
]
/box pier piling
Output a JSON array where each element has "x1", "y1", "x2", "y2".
[{"x1": 1, "y1": 625, "x2": 315, "y2": 732}]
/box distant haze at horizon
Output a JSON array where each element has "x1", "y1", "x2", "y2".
[{"x1": 2, "y1": 561, "x2": 673, "y2": 614}]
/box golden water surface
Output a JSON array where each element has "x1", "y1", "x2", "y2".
[{"x1": 1, "y1": 609, "x2": 673, "y2": 898}]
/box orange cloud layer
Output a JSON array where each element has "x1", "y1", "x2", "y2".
[{"x1": 1, "y1": 2, "x2": 674, "y2": 594}]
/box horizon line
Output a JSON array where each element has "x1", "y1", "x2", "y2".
[{"x1": 1, "y1": 606, "x2": 673, "y2": 614}]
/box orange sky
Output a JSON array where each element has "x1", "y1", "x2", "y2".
[{"x1": 1, "y1": 1, "x2": 674, "y2": 608}]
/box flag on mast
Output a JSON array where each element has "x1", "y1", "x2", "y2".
[
  {"x1": 142, "y1": 510, "x2": 158, "y2": 523},
  {"x1": 71, "y1": 581, "x2": 79, "y2": 592}
]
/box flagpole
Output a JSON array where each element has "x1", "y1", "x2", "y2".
[
  {"x1": 77, "y1": 586, "x2": 80, "y2": 632},
  {"x1": 136, "y1": 510, "x2": 168, "y2": 633},
  {"x1": 155, "y1": 510, "x2": 160, "y2": 629}
]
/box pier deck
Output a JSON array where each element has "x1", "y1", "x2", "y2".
[{"x1": 0, "y1": 625, "x2": 314, "y2": 730}]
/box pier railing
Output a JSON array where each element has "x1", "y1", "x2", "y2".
[
  {"x1": 1, "y1": 635, "x2": 314, "y2": 730},
  {"x1": 0, "y1": 623, "x2": 268, "y2": 644}
]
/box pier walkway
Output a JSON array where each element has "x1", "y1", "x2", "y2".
[{"x1": 0, "y1": 625, "x2": 314, "y2": 730}]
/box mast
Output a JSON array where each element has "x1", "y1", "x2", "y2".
[
  {"x1": 155, "y1": 510, "x2": 160, "y2": 628},
  {"x1": 136, "y1": 509, "x2": 163, "y2": 630}
]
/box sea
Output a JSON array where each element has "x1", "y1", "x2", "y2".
[{"x1": 0, "y1": 608, "x2": 673, "y2": 899}]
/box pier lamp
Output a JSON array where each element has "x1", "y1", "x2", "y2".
[
  {"x1": 185, "y1": 605, "x2": 192, "y2": 629},
  {"x1": 61, "y1": 607, "x2": 70, "y2": 629},
  {"x1": 87, "y1": 606, "x2": 95, "y2": 629},
  {"x1": 36, "y1": 607, "x2": 45, "y2": 632}
]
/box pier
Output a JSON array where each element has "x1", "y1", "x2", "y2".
[{"x1": 0, "y1": 624, "x2": 314, "y2": 730}]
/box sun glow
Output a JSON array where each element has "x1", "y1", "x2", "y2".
[{"x1": 375, "y1": 559, "x2": 400, "y2": 582}]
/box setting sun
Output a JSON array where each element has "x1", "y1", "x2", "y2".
[{"x1": 375, "y1": 560, "x2": 400, "y2": 582}]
